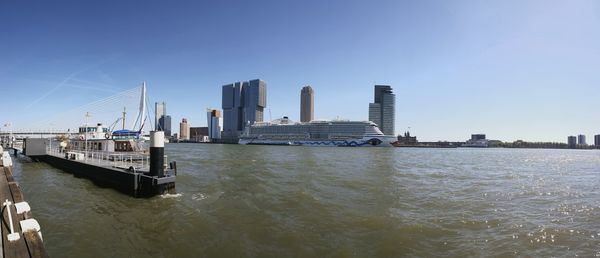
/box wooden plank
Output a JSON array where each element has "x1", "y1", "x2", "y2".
[
  {"x1": 23, "y1": 232, "x2": 48, "y2": 258},
  {"x1": 4, "y1": 167, "x2": 14, "y2": 184},
  {"x1": 4, "y1": 167, "x2": 26, "y2": 220},
  {"x1": 8, "y1": 183, "x2": 23, "y2": 204}
]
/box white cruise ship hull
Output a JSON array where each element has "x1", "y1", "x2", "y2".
[{"x1": 239, "y1": 136, "x2": 396, "y2": 147}]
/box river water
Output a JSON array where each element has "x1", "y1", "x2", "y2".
[{"x1": 10, "y1": 144, "x2": 600, "y2": 257}]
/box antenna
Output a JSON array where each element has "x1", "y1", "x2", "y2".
[
  {"x1": 269, "y1": 108, "x2": 272, "y2": 122},
  {"x1": 122, "y1": 107, "x2": 126, "y2": 130}
]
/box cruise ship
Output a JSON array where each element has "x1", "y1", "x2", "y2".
[{"x1": 239, "y1": 117, "x2": 395, "y2": 147}]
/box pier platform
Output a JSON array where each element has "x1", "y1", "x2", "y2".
[
  {"x1": 23, "y1": 137, "x2": 176, "y2": 198},
  {"x1": 0, "y1": 150, "x2": 48, "y2": 258}
]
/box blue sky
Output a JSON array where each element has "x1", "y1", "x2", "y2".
[{"x1": 1, "y1": 0, "x2": 599, "y2": 142}]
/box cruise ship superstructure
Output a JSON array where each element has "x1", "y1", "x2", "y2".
[{"x1": 239, "y1": 117, "x2": 395, "y2": 147}]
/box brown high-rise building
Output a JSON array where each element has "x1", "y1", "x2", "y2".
[
  {"x1": 300, "y1": 86, "x2": 314, "y2": 122},
  {"x1": 179, "y1": 118, "x2": 190, "y2": 140}
]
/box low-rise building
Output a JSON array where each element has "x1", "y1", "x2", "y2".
[
  {"x1": 463, "y1": 134, "x2": 488, "y2": 147},
  {"x1": 190, "y1": 127, "x2": 209, "y2": 142},
  {"x1": 397, "y1": 131, "x2": 417, "y2": 145}
]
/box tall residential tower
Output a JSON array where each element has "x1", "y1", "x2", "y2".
[
  {"x1": 368, "y1": 85, "x2": 395, "y2": 136},
  {"x1": 568, "y1": 136, "x2": 577, "y2": 148},
  {"x1": 300, "y1": 86, "x2": 314, "y2": 122},
  {"x1": 207, "y1": 108, "x2": 222, "y2": 141},
  {"x1": 578, "y1": 134, "x2": 587, "y2": 145},
  {"x1": 179, "y1": 118, "x2": 189, "y2": 140}
]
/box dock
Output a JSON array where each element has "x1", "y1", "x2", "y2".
[
  {"x1": 0, "y1": 148, "x2": 48, "y2": 258},
  {"x1": 22, "y1": 131, "x2": 176, "y2": 198}
]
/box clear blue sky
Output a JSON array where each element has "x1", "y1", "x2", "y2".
[{"x1": 1, "y1": 0, "x2": 599, "y2": 142}]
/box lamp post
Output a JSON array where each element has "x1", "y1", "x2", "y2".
[
  {"x1": 6, "y1": 122, "x2": 12, "y2": 148},
  {"x1": 85, "y1": 112, "x2": 90, "y2": 161}
]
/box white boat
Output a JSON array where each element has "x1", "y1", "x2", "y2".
[
  {"x1": 69, "y1": 123, "x2": 146, "y2": 152},
  {"x1": 239, "y1": 117, "x2": 395, "y2": 147}
]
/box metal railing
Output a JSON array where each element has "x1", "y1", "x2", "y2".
[{"x1": 46, "y1": 146, "x2": 151, "y2": 171}]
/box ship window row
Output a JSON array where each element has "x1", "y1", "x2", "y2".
[
  {"x1": 250, "y1": 125, "x2": 368, "y2": 135},
  {"x1": 78, "y1": 128, "x2": 109, "y2": 133}
]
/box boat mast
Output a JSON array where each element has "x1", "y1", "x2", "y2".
[{"x1": 122, "y1": 107, "x2": 126, "y2": 130}]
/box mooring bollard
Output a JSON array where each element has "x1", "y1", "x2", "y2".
[{"x1": 149, "y1": 131, "x2": 164, "y2": 177}]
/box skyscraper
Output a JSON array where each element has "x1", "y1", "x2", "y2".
[
  {"x1": 155, "y1": 102, "x2": 166, "y2": 130},
  {"x1": 179, "y1": 118, "x2": 189, "y2": 140},
  {"x1": 222, "y1": 79, "x2": 267, "y2": 139},
  {"x1": 578, "y1": 134, "x2": 587, "y2": 145},
  {"x1": 594, "y1": 134, "x2": 600, "y2": 147},
  {"x1": 243, "y1": 79, "x2": 267, "y2": 124},
  {"x1": 568, "y1": 136, "x2": 577, "y2": 148},
  {"x1": 368, "y1": 85, "x2": 395, "y2": 136},
  {"x1": 158, "y1": 115, "x2": 172, "y2": 137},
  {"x1": 222, "y1": 82, "x2": 244, "y2": 134},
  {"x1": 207, "y1": 108, "x2": 222, "y2": 141},
  {"x1": 300, "y1": 86, "x2": 314, "y2": 122}
]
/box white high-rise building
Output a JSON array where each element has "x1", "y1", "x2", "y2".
[{"x1": 207, "y1": 108, "x2": 222, "y2": 141}]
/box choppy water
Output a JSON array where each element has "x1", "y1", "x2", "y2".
[{"x1": 10, "y1": 144, "x2": 600, "y2": 257}]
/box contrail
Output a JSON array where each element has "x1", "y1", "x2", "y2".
[
  {"x1": 24, "y1": 71, "x2": 81, "y2": 110},
  {"x1": 23, "y1": 55, "x2": 121, "y2": 110}
]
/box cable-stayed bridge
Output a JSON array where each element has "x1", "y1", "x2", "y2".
[{"x1": 1, "y1": 83, "x2": 153, "y2": 142}]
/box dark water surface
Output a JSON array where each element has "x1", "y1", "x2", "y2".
[{"x1": 10, "y1": 144, "x2": 600, "y2": 257}]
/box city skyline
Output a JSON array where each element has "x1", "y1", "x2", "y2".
[{"x1": 1, "y1": 1, "x2": 600, "y2": 142}]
